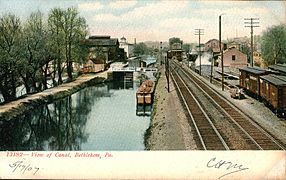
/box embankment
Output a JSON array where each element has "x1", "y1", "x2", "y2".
[{"x1": 0, "y1": 73, "x2": 107, "y2": 121}]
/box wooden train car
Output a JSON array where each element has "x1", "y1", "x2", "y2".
[
  {"x1": 268, "y1": 64, "x2": 286, "y2": 76},
  {"x1": 260, "y1": 74, "x2": 286, "y2": 114},
  {"x1": 239, "y1": 67, "x2": 271, "y2": 97}
]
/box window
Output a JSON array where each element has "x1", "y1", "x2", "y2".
[{"x1": 232, "y1": 55, "x2": 236, "y2": 61}]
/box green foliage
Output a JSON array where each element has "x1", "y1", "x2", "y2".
[
  {"x1": 20, "y1": 11, "x2": 49, "y2": 93},
  {"x1": 241, "y1": 45, "x2": 251, "y2": 63},
  {"x1": 0, "y1": 7, "x2": 88, "y2": 102},
  {"x1": 0, "y1": 14, "x2": 22, "y2": 101},
  {"x1": 133, "y1": 42, "x2": 151, "y2": 56},
  {"x1": 169, "y1": 37, "x2": 182, "y2": 47},
  {"x1": 48, "y1": 7, "x2": 88, "y2": 82},
  {"x1": 182, "y1": 43, "x2": 191, "y2": 53},
  {"x1": 261, "y1": 24, "x2": 286, "y2": 66}
]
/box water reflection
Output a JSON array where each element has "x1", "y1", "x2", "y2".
[{"x1": 0, "y1": 82, "x2": 150, "y2": 151}]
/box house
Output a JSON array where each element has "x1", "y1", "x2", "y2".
[
  {"x1": 218, "y1": 47, "x2": 247, "y2": 68},
  {"x1": 204, "y1": 39, "x2": 226, "y2": 53},
  {"x1": 119, "y1": 36, "x2": 134, "y2": 58},
  {"x1": 81, "y1": 35, "x2": 124, "y2": 73}
]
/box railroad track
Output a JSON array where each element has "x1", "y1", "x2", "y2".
[
  {"x1": 170, "y1": 67, "x2": 229, "y2": 150},
  {"x1": 171, "y1": 60, "x2": 286, "y2": 150}
]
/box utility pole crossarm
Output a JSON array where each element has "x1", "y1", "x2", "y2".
[
  {"x1": 194, "y1": 28, "x2": 204, "y2": 76},
  {"x1": 244, "y1": 17, "x2": 260, "y2": 67}
]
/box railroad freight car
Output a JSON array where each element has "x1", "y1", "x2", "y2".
[
  {"x1": 239, "y1": 67, "x2": 271, "y2": 97},
  {"x1": 260, "y1": 74, "x2": 286, "y2": 114}
]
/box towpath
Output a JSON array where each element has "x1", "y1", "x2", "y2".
[{"x1": 0, "y1": 72, "x2": 107, "y2": 120}]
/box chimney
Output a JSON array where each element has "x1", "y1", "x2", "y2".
[{"x1": 134, "y1": 38, "x2": 136, "y2": 45}]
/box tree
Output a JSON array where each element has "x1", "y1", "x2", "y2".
[
  {"x1": 182, "y1": 43, "x2": 191, "y2": 53},
  {"x1": 241, "y1": 44, "x2": 251, "y2": 63},
  {"x1": 169, "y1": 37, "x2": 182, "y2": 47},
  {"x1": 261, "y1": 25, "x2": 286, "y2": 66},
  {"x1": 48, "y1": 8, "x2": 65, "y2": 85},
  {"x1": 48, "y1": 7, "x2": 88, "y2": 83},
  {"x1": 133, "y1": 42, "x2": 150, "y2": 56},
  {"x1": 62, "y1": 7, "x2": 88, "y2": 81},
  {"x1": 19, "y1": 11, "x2": 50, "y2": 93},
  {"x1": 0, "y1": 14, "x2": 22, "y2": 102}
]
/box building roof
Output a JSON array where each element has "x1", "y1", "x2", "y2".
[
  {"x1": 89, "y1": 35, "x2": 111, "y2": 39},
  {"x1": 205, "y1": 39, "x2": 220, "y2": 44},
  {"x1": 268, "y1": 64, "x2": 286, "y2": 74},
  {"x1": 239, "y1": 66, "x2": 268, "y2": 75},
  {"x1": 83, "y1": 38, "x2": 119, "y2": 47},
  {"x1": 260, "y1": 74, "x2": 286, "y2": 86}
]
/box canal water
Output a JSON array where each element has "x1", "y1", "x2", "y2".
[{"x1": 0, "y1": 81, "x2": 151, "y2": 151}]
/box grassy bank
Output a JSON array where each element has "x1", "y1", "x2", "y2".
[{"x1": 144, "y1": 71, "x2": 161, "y2": 150}]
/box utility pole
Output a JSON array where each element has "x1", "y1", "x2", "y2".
[
  {"x1": 244, "y1": 18, "x2": 259, "y2": 67},
  {"x1": 160, "y1": 41, "x2": 162, "y2": 65},
  {"x1": 210, "y1": 50, "x2": 214, "y2": 83},
  {"x1": 195, "y1": 29, "x2": 204, "y2": 76},
  {"x1": 219, "y1": 14, "x2": 225, "y2": 91},
  {"x1": 165, "y1": 56, "x2": 170, "y2": 92}
]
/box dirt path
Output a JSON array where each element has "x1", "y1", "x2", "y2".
[
  {"x1": 0, "y1": 72, "x2": 107, "y2": 120},
  {"x1": 145, "y1": 67, "x2": 197, "y2": 150}
]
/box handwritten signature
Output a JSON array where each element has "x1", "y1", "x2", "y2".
[
  {"x1": 207, "y1": 157, "x2": 249, "y2": 179},
  {"x1": 9, "y1": 160, "x2": 40, "y2": 175}
]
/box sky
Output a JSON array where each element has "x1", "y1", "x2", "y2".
[{"x1": 0, "y1": 0, "x2": 285, "y2": 44}]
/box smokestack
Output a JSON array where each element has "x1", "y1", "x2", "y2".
[{"x1": 134, "y1": 38, "x2": 136, "y2": 45}]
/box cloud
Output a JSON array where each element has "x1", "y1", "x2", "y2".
[
  {"x1": 121, "y1": 1, "x2": 189, "y2": 21},
  {"x1": 94, "y1": 13, "x2": 120, "y2": 22},
  {"x1": 78, "y1": 2, "x2": 104, "y2": 11},
  {"x1": 109, "y1": 0, "x2": 137, "y2": 9}
]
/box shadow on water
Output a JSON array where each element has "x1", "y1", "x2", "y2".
[
  {"x1": 0, "y1": 86, "x2": 106, "y2": 151},
  {"x1": 0, "y1": 81, "x2": 150, "y2": 151}
]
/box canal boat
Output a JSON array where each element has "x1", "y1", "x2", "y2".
[{"x1": 136, "y1": 80, "x2": 155, "y2": 105}]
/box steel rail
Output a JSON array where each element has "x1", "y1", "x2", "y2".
[
  {"x1": 170, "y1": 66, "x2": 229, "y2": 150},
  {"x1": 176, "y1": 61, "x2": 286, "y2": 150}
]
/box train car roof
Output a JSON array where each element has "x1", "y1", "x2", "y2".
[
  {"x1": 268, "y1": 64, "x2": 286, "y2": 74},
  {"x1": 239, "y1": 66, "x2": 268, "y2": 75},
  {"x1": 260, "y1": 74, "x2": 286, "y2": 86}
]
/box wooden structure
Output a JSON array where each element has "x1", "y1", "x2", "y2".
[
  {"x1": 260, "y1": 74, "x2": 286, "y2": 113},
  {"x1": 268, "y1": 64, "x2": 286, "y2": 76},
  {"x1": 167, "y1": 42, "x2": 183, "y2": 62},
  {"x1": 167, "y1": 50, "x2": 183, "y2": 61},
  {"x1": 136, "y1": 80, "x2": 155, "y2": 105},
  {"x1": 239, "y1": 67, "x2": 271, "y2": 97},
  {"x1": 81, "y1": 35, "x2": 125, "y2": 73}
]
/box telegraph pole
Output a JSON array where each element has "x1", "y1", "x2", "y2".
[
  {"x1": 165, "y1": 56, "x2": 170, "y2": 92},
  {"x1": 244, "y1": 18, "x2": 259, "y2": 67},
  {"x1": 219, "y1": 14, "x2": 225, "y2": 91},
  {"x1": 195, "y1": 29, "x2": 204, "y2": 76},
  {"x1": 160, "y1": 41, "x2": 162, "y2": 65}
]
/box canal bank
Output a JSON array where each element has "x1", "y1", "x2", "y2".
[
  {"x1": 0, "y1": 72, "x2": 107, "y2": 121},
  {"x1": 144, "y1": 66, "x2": 197, "y2": 150}
]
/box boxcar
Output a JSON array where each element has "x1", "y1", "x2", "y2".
[
  {"x1": 239, "y1": 67, "x2": 271, "y2": 97},
  {"x1": 260, "y1": 74, "x2": 286, "y2": 114},
  {"x1": 268, "y1": 64, "x2": 286, "y2": 76}
]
